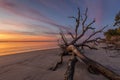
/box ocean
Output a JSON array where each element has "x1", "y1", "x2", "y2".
[{"x1": 0, "y1": 42, "x2": 58, "y2": 56}]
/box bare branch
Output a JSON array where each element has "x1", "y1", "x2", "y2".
[
  {"x1": 70, "y1": 23, "x2": 91, "y2": 45},
  {"x1": 86, "y1": 19, "x2": 96, "y2": 30},
  {"x1": 70, "y1": 30, "x2": 85, "y2": 45},
  {"x1": 73, "y1": 25, "x2": 106, "y2": 48},
  {"x1": 68, "y1": 16, "x2": 76, "y2": 20},
  {"x1": 83, "y1": 26, "x2": 107, "y2": 44},
  {"x1": 75, "y1": 44, "x2": 98, "y2": 50},
  {"x1": 86, "y1": 37, "x2": 100, "y2": 44},
  {"x1": 85, "y1": 37, "x2": 102, "y2": 43},
  {"x1": 75, "y1": 8, "x2": 81, "y2": 38},
  {"x1": 82, "y1": 8, "x2": 88, "y2": 30},
  {"x1": 70, "y1": 9, "x2": 96, "y2": 45},
  {"x1": 77, "y1": 8, "x2": 80, "y2": 21},
  {"x1": 83, "y1": 44, "x2": 98, "y2": 50},
  {"x1": 73, "y1": 26, "x2": 107, "y2": 47},
  {"x1": 76, "y1": 37, "x2": 102, "y2": 48},
  {"x1": 68, "y1": 32, "x2": 75, "y2": 39},
  {"x1": 60, "y1": 30, "x2": 68, "y2": 46}
]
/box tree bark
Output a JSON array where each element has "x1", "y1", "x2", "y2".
[{"x1": 64, "y1": 56, "x2": 78, "y2": 80}]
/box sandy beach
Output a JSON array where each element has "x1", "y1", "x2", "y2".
[{"x1": 0, "y1": 48, "x2": 119, "y2": 80}]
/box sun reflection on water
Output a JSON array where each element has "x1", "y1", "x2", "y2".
[{"x1": 0, "y1": 42, "x2": 58, "y2": 56}]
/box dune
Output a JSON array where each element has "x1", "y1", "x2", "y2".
[{"x1": 0, "y1": 48, "x2": 119, "y2": 80}]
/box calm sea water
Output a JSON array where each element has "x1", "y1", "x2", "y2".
[{"x1": 0, "y1": 42, "x2": 58, "y2": 56}]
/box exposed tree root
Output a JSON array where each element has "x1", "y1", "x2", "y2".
[
  {"x1": 49, "y1": 54, "x2": 63, "y2": 71},
  {"x1": 49, "y1": 51, "x2": 70, "y2": 71}
]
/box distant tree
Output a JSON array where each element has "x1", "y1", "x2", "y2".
[
  {"x1": 117, "y1": 27, "x2": 120, "y2": 34},
  {"x1": 104, "y1": 28, "x2": 120, "y2": 40},
  {"x1": 104, "y1": 11, "x2": 120, "y2": 41},
  {"x1": 114, "y1": 11, "x2": 120, "y2": 27}
]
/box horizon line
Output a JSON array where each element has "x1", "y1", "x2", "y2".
[{"x1": 0, "y1": 40, "x2": 57, "y2": 42}]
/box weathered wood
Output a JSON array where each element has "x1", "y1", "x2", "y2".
[
  {"x1": 49, "y1": 52, "x2": 64, "y2": 71},
  {"x1": 49, "y1": 55, "x2": 63, "y2": 71},
  {"x1": 49, "y1": 51, "x2": 70, "y2": 71},
  {"x1": 67, "y1": 45, "x2": 120, "y2": 80},
  {"x1": 64, "y1": 56, "x2": 78, "y2": 80}
]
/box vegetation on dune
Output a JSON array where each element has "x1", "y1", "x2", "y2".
[
  {"x1": 104, "y1": 11, "x2": 120, "y2": 41},
  {"x1": 114, "y1": 11, "x2": 120, "y2": 27},
  {"x1": 104, "y1": 28, "x2": 120, "y2": 40}
]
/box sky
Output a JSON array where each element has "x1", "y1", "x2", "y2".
[{"x1": 0, "y1": 0, "x2": 120, "y2": 41}]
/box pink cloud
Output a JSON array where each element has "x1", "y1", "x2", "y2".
[
  {"x1": 0, "y1": 0, "x2": 69, "y2": 31},
  {"x1": 0, "y1": 0, "x2": 46, "y2": 20},
  {"x1": 1, "y1": 20, "x2": 54, "y2": 35}
]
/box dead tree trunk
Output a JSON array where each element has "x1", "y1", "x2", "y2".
[
  {"x1": 64, "y1": 56, "x2": 78, "y2": 80},
  {"x1": 67, "y1": 45, "x2": 120, "y2": 80}
]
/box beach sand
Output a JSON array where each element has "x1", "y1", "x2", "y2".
[{"x1": 0, "y1": 48, "x2": 119, "y2": 80}]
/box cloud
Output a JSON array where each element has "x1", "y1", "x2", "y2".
[
  {"x1": 0, "y1": 20, "x2": 53, "y2": 36},
  {"x1": 0, "y1": 30, "x2": 57, "y2": 41},
  {"x1": 44, "y1": 32, "x2": 60, "y2": 36},
  {"x1": 0, "y1": 0, "x2": 47, "y2": 20},
  {"x1": 0, "y1": 30, "x2": 34, "y2": 35},
  {"x1": 0, "y1": 0, "x2": 69, "y2": 31},
  {"x1": 36, "y1": 0, "x2": 72, "y2": 16},
  {"x1": 0, "y1": 19, "x2": 71, "y2": 37}
]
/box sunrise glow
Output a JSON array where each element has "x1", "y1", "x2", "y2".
[
  {"x1": 0, "y1": 33, "x2": 57, "y2": 41},
  {"x1": 0, "y1": 0, "x2": 120, "y2": 42}
]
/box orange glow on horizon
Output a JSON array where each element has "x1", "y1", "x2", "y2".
[{"x1": 0, "y1": 33, "x2": 57, "y2": 41}]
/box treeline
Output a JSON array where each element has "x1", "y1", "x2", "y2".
[
  {"x1": 104, "y1": 11, "x2": 120, "y2": 41},
  {"x1": 104, "y1": 27, "x2": 120, "y2": 40}
]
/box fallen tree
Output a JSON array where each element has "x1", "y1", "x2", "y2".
[
  {"x1": 50, "y1": 8, "x2": 120, "y2": 80},
  {"x1": 67, "y1": 45, "x2": 120, "y2": 80}
]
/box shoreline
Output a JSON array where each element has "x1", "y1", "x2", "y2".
[{"x1": 0, "y1": 47, "x2": 59, "y2": 57}]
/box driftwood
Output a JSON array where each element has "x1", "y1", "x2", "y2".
[
  {"x1": 67, "y1": 45, "x2": 120, "y2": 80},
  {"x1": 50, "y1": 8, "x2": 120, "y2": 80},
  {"x1": 64, "y1": 56, "x2": 78, "y2": 80}
]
